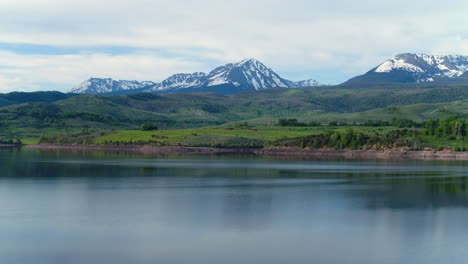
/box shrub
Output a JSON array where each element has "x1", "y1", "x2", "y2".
[
  {"x1": 308, "y1": 121, "x2": 321, "y2": 126},
  {"x1": 277, "y1": 119, "x2": 307, "y2": 127},
  {"x1": 234, "y1": 121, "x2": 249, "y2": 128},
  {"x1": 141, "y1": 123, "x2": 158, "y2": 131}
]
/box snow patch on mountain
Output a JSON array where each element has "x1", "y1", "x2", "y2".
[
  {"x1": 375, "y1": 58, "x2": 424, "y2": 73},
  {"x1": 153, "y1": 72, "x2": 206, "y2": 91},
  {"x1": 208, "y1": 78, "x2": 230, "y2": 86}
]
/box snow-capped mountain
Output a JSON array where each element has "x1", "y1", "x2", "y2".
[
  {"x1": 72, "y1": 78, "x2": 156, "y2": 94},
  {"x1": 146, "y1": 58, "x2": 301, "y2": 93},
  {"x1": 294, "y1": 79, "x2": 320, "y2": 88},
  {"x1": 344, "y1": 53, "x2": 468, "y2": 85},
  {"x1": 71, "y1": 59, "x2": 319, "y2": 95}
]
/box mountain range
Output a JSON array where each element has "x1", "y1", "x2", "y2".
[
  {"x1": 345, "y1": 53, "x2": 468, "y2": 85},
  {"x1": 71, "y1": 54, "x2": 468, "y2": 95},
  {"x1": 71, "y1": 58, "x2": 320, "y2": 95}
]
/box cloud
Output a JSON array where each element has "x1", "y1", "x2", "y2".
[
  {"x1": 0, "y1": 0, "x2": 468, "y2": 91},
  {"x1": 0, "y1": 51, "x2": 210, "y2": 92}
]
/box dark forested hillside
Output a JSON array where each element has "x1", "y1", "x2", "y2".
[{"x1": 0, "y1": 91, "x2": 74, "y2": 107}]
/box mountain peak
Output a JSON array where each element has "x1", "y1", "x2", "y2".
[
  {"x1": 237, "y1": 58, "x2": 261, "y2": 65},
  {"x1": 235, "y1": 58, "x2": 269, "y2": 70},
  {"x1": 294, "y1": 79, "x2": 320, "y2": 88}
]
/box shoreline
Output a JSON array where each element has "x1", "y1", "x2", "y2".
[
  {"x1": 0, "y1": 144, "x2": 21, "y2": 148},
  {"x1": 24, "y1": 144, "x2": 468, "y2": 161}
]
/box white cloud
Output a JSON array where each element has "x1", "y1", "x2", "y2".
[
  {"x1": 0, "y1": 0, "x2": 468, "y2": 91},
  {"x1": 0, "y1": 51, "x2": 209, "y2": 92}
]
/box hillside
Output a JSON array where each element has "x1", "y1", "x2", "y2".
[
  {"x1": 3, "y1": 84, "x2": 468, "y2": 139},
  {"x1": 273, "y1": 101, "x2": 468, "y2": 125},
  {"x1": 0, "y1": 91, "x2": 73, "y2": 107}
]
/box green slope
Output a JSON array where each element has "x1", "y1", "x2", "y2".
[
  {"x1": 243, "y1": 101, "x2": 468, "y2": 126},
  {"x1": 2, "y1": 85, "x2": 468, "y2": 139}
]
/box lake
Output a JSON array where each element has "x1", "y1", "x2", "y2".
[{"x1": 1, "y1": 147, "x2": 468, "y2": 264}]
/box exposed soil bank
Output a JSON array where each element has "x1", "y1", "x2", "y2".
[
  {"x1": 25, "y1": 144, "x2": 468, "y2": 161},
  {"x1": 255, "y1": 148, "x2": 468, "y2": 161},
  {"x1": 26, "y1": 144, "x2": 255, "y2": 155}
]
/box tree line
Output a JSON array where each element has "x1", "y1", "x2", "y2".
[
  {"x1": 277, "y1": 118, "x2": 419, "y2": 128},
  {"x1": 277, "y1": 128, "x2": 417, "y2": 150},
  {"x1": 423, "y1": 117, "x2": 467, "y2": 138},
  {"x1": 0, "y1": 138, "x2": 22, "y2": 145}
]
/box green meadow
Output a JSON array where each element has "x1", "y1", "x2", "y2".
[{"x1": 93, "y1": 125, "x2": 394, "y2": 146}]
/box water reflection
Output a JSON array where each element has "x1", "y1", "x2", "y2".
[
  {"x1": 1, "y1": 148, "x2": 468, "y2": 264},
  {"x1": 220, "y1": 184, "x2": 274, "y2": 230}
]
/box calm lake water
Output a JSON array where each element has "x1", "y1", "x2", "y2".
[{"x1": 1, "y1": 148, "x2": 468, "y2": 264}]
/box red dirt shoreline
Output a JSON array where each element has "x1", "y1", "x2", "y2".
[{"x1": 24, "y1": 144, "x2": 468, "y2": 161}]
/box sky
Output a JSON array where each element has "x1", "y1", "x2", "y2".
[{"x1": 0, "y1": 0, "x2": 468, "y2": 92}]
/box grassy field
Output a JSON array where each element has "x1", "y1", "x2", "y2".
[
  {"x1": 33, "y1": 120, "x2": 468, "y2": 151},
  {"x1": 95, "y1": 125, "x2": 396, "y2": 146}
]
